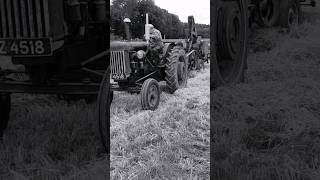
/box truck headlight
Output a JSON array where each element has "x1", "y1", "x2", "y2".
[{"x1": 137, "y1": 50, "x2": 145, "y2": 59}]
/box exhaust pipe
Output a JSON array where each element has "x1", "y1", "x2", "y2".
[
  {"x1": 123, "y1": 18, "x2": 131, "y2": 40},
  {"x1": 145, "y1": 13, "x2": 150, "y2": 41}
]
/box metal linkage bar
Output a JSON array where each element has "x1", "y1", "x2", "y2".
[{"x1": 0, "y1": 81, "x2": 100, "y2": 94}]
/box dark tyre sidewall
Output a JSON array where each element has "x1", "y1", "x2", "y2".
[
  {"x1": 97, "y1": 67, "x2": 111, "y2": 153},
  {"x1": 0, "y1": 93, "x2": 11, "y2": 136},
  {"x1": 109, "y1": 91, "x2": 114, "y2": 105},
  {"x1": 141, "y1": 78, "x2": 160, "y2": 111},
  {"x1": 211, "y1": 0, "x2": 248, "y2": 89},
  {"x1": 279, "y1": 0, "x2": 301, "y2": 29}
]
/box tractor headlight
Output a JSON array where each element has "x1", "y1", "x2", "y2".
[{"x1": 137, "y1": 50, "x2": 145, "y2": 60}]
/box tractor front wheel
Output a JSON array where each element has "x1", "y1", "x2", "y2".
[
  {"x1": 141, "y1": 78, "x2": 160, "y2": 110},
  {"x1": 0, "y1": 93, "x2": 11, "y2": 140},
  {"x1": 165, "y1": 46, "x2": 188, "y2": 94}
]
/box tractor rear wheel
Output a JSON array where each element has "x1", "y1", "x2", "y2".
[
  {"x1": 165, "y1": 46, "x2": 188, "y2": 94},
  {"x1": 211, "y1": 0, "x2": 248, "y2": 89},
  {"x1": 141, "y1": 78, "x2": 160, "y2": 110},
  {"x1": 279, "y1": 0, "x2": 301, "y2": 29},
  {"x1": 0, "y1": 93, "x2": 11, "y2": 140},
  {"x1": 97, "y1": 67, "x2": 111, "y2": 153}
]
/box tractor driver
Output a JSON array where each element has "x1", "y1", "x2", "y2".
[{"x1": 146, "y1": 24, "x2": 164, "y2": 65}]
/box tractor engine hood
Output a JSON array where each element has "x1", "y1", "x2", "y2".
[{"x1": 110, "y1": 41, "x2": 148, "y2": 51}]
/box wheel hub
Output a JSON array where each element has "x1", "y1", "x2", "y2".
[
  {"x1": 148, "y1": 85, "x2": 158, "y2": 107},
  {"x1": 288, "y1": 8, "x2": 298, "y2": 27},
  {"x1": 260, "y1": 0, "x2": 273, "y2": 23},
  {"x1": 228, "y1": 14, "x2": 241, "y2": 59}
]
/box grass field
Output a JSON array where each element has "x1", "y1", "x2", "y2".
[
  {"x1": 212, "y1": 5, "x2": 320, "y2": 180},
  {"x1": 110, "y1": 65, "x2": 210, "y2": 179},
  {"x1": 0, "y1": 94, "x2": 109, "y2": 179}
]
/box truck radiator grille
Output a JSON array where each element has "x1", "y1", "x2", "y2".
[
  {"x1": 110, "y1": 51, "x2": 131, "y2": 75},
  {"x1": 0, "y1": 0, "x2": 50, "y2": 38}
]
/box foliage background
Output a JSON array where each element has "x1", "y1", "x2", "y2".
[{"x1": 110, "y1": 0, "x2": 210, "y2": 40}]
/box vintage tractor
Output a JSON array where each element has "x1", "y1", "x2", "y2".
[
  {"x1": 211, "y1": 0, "x2": 249, "y2": 88},
  {"x1": 185, "y1": 16, "x2": 210, "y2": 71},
  {"x1": 163, "y1": 16, "x2": 210, "y2": 71},
  {"x1": 247, "y1": 0, "x2": 316, "y2": 29},
  {"x1": 0, "y1": 0, "x2": 110, "y2": 152},
  {"x1": 109, "y1": 14, "x2": 190, "y2": 111}
]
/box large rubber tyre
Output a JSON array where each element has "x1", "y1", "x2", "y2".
[
  {"x1": 140, "y1": 78, "x2": 160, "y2": 110},
  {"x1": 165, "y1": 46, "x2": 188, "y2": 94},
  {"x1": 211, "y1": 0, "x2": 249, "y2": 89},
  {"x1": 97, "y1": 67, "x2": 111, "y2": 153},
  {"x1": 279, "y1": 0, "x2": 302, "y2": 29},
  {"x1": 257, "y1": 0, "x2": 281, "y2": 27},
  {"x1": 0, "y1": 93, "x2": 11, "y2": 139}
]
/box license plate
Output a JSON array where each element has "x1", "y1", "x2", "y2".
[
  {"x1": 112, "y1": 73, "x2": 127, "y2": 80},
  {"x1": 0, "y1": 38, "x2": 52, "y2": 57}
]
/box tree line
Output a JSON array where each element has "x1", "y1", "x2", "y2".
[{"x1": 110, "y1": 0, "x2": 209, "y2": 40}]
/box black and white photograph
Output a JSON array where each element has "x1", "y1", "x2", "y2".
[
  {"x1": 110, "y1": 0, "x2": 210, "y2": 179},
  {"x1": 1, "y1": 0, "x2": 320, "y2": 179},
  {"x1": 211, "y1": 0, "x2": 320, "y2": 179}
]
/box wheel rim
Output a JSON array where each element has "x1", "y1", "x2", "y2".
[
  {"x1": 228, "y1": 14, "x2": 240, "y2": 59},
  {"x1": 288, "y1": 8, "x2": 298, "y2": 27},
  {"x1": 260, "y1": 0, "x2": 276, "y2": 25},
  {"x1": 177, "y1": 55, "x2": 186, "y2": 86},
  {"x1": 147, "y1": 84, "x2": 159, "y2": 108}
]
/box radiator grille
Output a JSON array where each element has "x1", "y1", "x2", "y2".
[
  {"x1": 0, "y1": 0, "x2": 50, "y2": 38},
  {"x1": 110, "y1": 51, "x2": 131, "y2": 76}
]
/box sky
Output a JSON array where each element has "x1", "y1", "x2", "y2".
[
  {"x1": 154, "y1": 0, "x2": 210, "y2": 25},
  {"x1": 110, "y1": 0, "x2": 210, "y2": 25}
]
